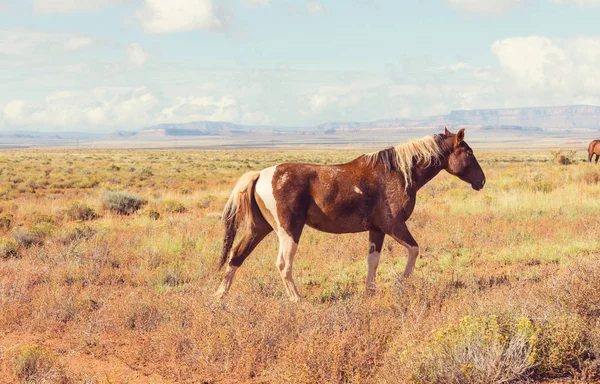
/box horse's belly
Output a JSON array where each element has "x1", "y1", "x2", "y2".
[{"x1": 305, "y1": 206, "x2": 369, "y2": 234}]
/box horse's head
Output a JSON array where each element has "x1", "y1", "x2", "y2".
[{"x1": 442, "y1": 127, "x2": 486, "y2": 191}]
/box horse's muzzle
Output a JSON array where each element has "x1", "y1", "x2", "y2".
[{"x1": 472, "y1": 178, "x2": 485, "y2": 191}]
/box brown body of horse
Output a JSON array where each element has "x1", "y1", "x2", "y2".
[
  {"x1": 589, "y1": 140, "x2": 600, "y2": 163},
  {"x1": 215, "y1": 128, "x2": 486, "y2": 301}
]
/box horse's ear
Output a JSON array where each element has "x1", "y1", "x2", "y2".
[
  {"x1": 444, "y1": 126, "x2": 452, "y2": 136},
  {"x1": 455, "y1": 128, "x2": 465, "y2": 145}
]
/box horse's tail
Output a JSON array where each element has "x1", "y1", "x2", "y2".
[
  {"x1": 589, "y1": 141, "x2": 596, "y2": 162},
  {"x1": 218, "y1": 171, "x2": 261, "y2": 271}
]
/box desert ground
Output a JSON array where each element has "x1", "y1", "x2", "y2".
[{"x1": 1, "y1": 145, "x2": 600, "y2": 383}]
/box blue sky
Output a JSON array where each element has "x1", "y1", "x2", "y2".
[{"x1": 1, "y1": 0, "x2": 600, "y2": 131}]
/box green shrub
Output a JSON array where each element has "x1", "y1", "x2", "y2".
[
  {"x1": 534, "y1": 314, "x2": 589, "y2": 376},
  {"x1": 58, "y1": 225, "x2": 98, "y2": 245},
  {"x1": 550, "y1": 149, "x2": 577, "y2": 165},
  {"x1": 139, "y1": 167, "x2": 153, "y2": 177},
  {"x1": 530, "y1": 181, "x2": 553, "y2": 193},
  {"x1": 31, "y1": 213, "x2": 55, "y2": 225},
  {"x1": 64, "y1": 202, "x2": 98, "y2": 221},
  {"x1": 0, "y1": 238, "x2": 20, "y2": 259},
  {"x1": 13, "y1": 223, "x2": 54, "y2": 248},
  {"x1": 148, "y1": 209, "x2": 160, "y2": 220},
  {"x1": 12, "y1": 344, "x2": 65, "y2": 383},
  {"x1": 163, "y1": 200, "x2": 187, "y2": 213},
  {"x1": 412, "y1": 315, "x2": 538, "y2": 384},
  {"x1": 102, "y1": 191, "x2": 146, "y2": 215},
  {"x1": 0, "y1": 213, "x2": 13, "y2": 231}
]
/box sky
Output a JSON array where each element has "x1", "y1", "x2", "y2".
[{"x1": 1, "y1": 0, "x2": 600, "y2": 132}]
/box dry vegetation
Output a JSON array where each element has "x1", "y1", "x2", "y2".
[{"x1": 1, "y1": 148, "x2": 600, "y2": 383}]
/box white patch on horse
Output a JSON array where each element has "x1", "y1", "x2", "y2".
[
  {"x1": 354, "y1": 186, "x2": 363, "y2": 195},
  {"x1": 255, "y1": 165, "x2": 281, "y2": 229},
  {"x1": 277, "y1": 172, "x2": 289, "y2": 190},
  {"x1": 276, "y1": 231, "x2": 301, "y2": 301}
]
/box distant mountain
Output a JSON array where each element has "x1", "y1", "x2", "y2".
[
  {"x1": 442, "y1": 105, "x2": 600, "y2": 128},
  {"x1": 137, "y1": 105, "x2": 600, "y2": 136}
]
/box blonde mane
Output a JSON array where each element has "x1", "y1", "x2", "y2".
[{"x1": 363, "y1": 135, "x2": 446, "y2": 188}]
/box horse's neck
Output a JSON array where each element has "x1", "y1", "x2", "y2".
[{"x1": 409, "y1": 162, "x2": 445, "y2": 193}]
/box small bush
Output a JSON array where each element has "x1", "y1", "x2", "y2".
[
  {"x1": 58, "y1": 226, "x2": 98, "y2": 245},
  {"x1": 107, "y1": 164, "x2": 121, "y2": 171},
  {"x1": 13, "y1": 223, "x2": 54, "y2": 248},
  {"x1": 102, "y1": 191, "x2": 146, "y2": 215},
  {"x1": 139, "y1": 167, "x2": 153, "y2": 177},
  {"x1": 12, "y1": 344, "x2": 67, "y2": 383},
  {"x1": 64, "y1": 202, "x2": 98, "y2": 221},
  {"x1": 581, "y1": 168, "x2": 600, "y2": 184},
  {"x1": 0, "y1": 238, "x2": 20, "y2": 259},
  {"x1": 412, "y1": 315, "x2": 538, "y2": 384},
  {"x1": 148, "y1": 209, "x2": 160, "y2": 220},
  {"x1": 0, "y1": 212, "x2": 13, "y2": 230},
  {"x1": 530, "y1": 181, "x2": 554, "y2": 193},
  {"x1": 550, "y1": 149, "x2": 577, "y2": 165},
  {"x1": 198, "y1": 195, "x2": 215, "y2": 209},
  {"x1": 31, "y1": 213, "x2": 55, "y2": 225},
  {"x1": 534, "y1": 314, "x2": 589, "y2": 376},
  {"x1": 163, "y1": 200, "x2": 187, "y2": 213},
  {"x1": 125, "y1": 300, "x2": 162, "y2": 332}
]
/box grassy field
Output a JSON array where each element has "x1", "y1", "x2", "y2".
[{"x1": 1, "y1": 148, "x2": 600, "y2": 383}]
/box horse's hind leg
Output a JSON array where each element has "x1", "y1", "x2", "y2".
[
  {"x1": 595, "y1": 154, "x2": 599, "y2": 164},
  {"x1": 366, "y1": 230, "x2": 385, "y2": 293},
  {"x1": 215, "y1": 224, "x2": 272, "y2": 298},
  {"x1": 276, "y1": 229, "x2": 302, "y2": 302}
]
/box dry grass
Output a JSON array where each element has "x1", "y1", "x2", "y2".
[{"x1": 1, "y1": 148, "x2": 600, "y2": 383}]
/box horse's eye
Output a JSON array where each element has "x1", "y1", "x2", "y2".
[{"x1": 467, "y1": 151, "x2": 473, "y2": 157}]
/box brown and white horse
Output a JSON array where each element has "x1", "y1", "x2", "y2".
[
  {"x1": 588, "y1": 140, "x2": 600, "y2": 163},
  {"x1": 215, "y1": 127, "x2": 486, "y2": 301}
]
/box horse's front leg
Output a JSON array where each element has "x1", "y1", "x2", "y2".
[
  {"x1": 366, "y1": 230, "x2": 385, "y2": 293},
  {"x1": 387, "y1": 222, "x2": 419, "y2": 277}
]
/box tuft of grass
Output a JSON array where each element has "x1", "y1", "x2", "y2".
[
  {"x1": 12, "y1": 344, "x2": 68, "y2": 383},
  {"x1": 12, "y1": 222, "x2": 54, "y2": 248},
  {"x1": 581, "y1": 167, "x2": 600, "y2": 184},
  {"x1": 102, "y1": 191, "x2": 146, "y2": 215},
  {"x1": 163, "y1": 200, "x2": 187, "y2": 213},
  {"x1": 148, "y1": 209, "x2": 160, "y2": 220},
  {"x1": 0, "y1": 212, "x2": 13, "y2": 231},
  {"x1": 0, "y1": 238, "x2": 20, "y2": 259},
  {"x1": 64, "y1": 202, "x2": 98, "y2": 221}
]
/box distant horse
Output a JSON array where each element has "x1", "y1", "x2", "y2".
[
  {"x1": 215, "y1": 128, "x2": 486, "y2": 301},
  {"x1": 589, "y1": 140, "x2": 600, "y2": 163}
]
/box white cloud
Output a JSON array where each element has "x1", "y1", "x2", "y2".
[
  {"x1": 491, "y1": 36, "x2": 600, "y2": 106},
  {"x1": 242, "y1": 0, "x2": 270, "y2": 6},
  {"x1": 307, "y1": 1, "x2": 325, "y2": 14},
  {"x1": 445, "y1": 0, "x2": 526, "y2": 14},
  {"x1": 127, "y1": 44, "x2": 150, "y2": 67},
  {"x1": 136, "y1": 0, "x2": 229, "y2": 34},
  {"x1": 552, "y1": 0, "x2": 600, "y2": 5},
  {"x1": 33, "y1": 0, "x2": 129, "y2": 13},
  {"x1": 1, "y1": 87, "x2": 159, "y2": 129},
  {"x1": 0, "y1": 29, "x2": 93, "y2": 57}
]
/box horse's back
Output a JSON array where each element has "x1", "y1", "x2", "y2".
[
  {"x1": 254, "y1": 161, "x2": 382, "y2": 234},
  {"x1": 590, "y1": 140, "x2": 600, "y2": 154}
]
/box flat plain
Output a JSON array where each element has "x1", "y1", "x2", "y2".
[{"x1": 1, "y1": 146, "x2": 600, "y2": 383}]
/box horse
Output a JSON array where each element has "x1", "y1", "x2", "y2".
[
  {"x1": 589, "y1": 140, "x2": 600, "y2": 163},
  {"x1": 215, "y1": 127, "x2": 486, "y2": 302}
]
